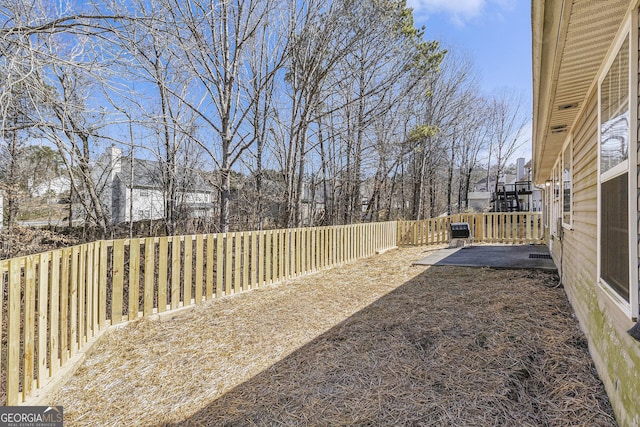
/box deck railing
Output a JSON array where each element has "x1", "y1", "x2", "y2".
[{"x1": 0, "y1": 213, "x2": 543, "y2": 405}]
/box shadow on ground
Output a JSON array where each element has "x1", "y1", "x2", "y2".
[{"x1": 168, "y1": 266, "x2": 616, "y2": 427}]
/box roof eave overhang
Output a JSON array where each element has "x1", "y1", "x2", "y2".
[
  {"x1": 532, "y1": 0, "x2": 571, "y2": 185},
  {"x1": 532, "y1": 0, "x2": 634, "y2": 185}
]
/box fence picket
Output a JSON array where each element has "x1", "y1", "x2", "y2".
[
  {"x1": 232, "y1": 233, "x2": 240, "y2": 293},
  {"x1": 264, "y1": 231, "x2": 271, "y2": 285},
  {"x1": 7, "y1": 260, "x2": 21, "y2": 404},
  {"x1": 128, "y1": 239, "x2": 140, "y2": 321},
  {"x1": 69, "y1": 247, "x2": 79, "y2": 356},
  {"x1": 50, "y1": 250, "x2": 60, "y2": 376},
  {"x1": 285, "y1": 229, "x2": 291, "y2": 279},
  {"x1": 78, "y1": 245, "x2": 86, "y2": 346},
  {"x1": 86, "y1": 244, "x2": 95, "y2": 339},
  {"x1": 296, "y1": 229, "x2": 302, "y2": 276},
  {"x1": 216, "y1": 233, "x2": 224, "y2": 297},
  {"x1": 112, "y1": 241, "x2": 125, "y2": 325},
  {"x1": 242, "y1": 232, "x2": 249, "y2": 290},
  {"x1": 225, "y1": 234, "x2": 233, "y2": 295},
  {"x1": 278, "y1": 230, "x2": 284, "y2": 281},
  {"x1": 59, "y1": 249, "x2": 70, "y2": 363},
  {"x1": 23, "y1": 256, "x2": 36, "y2": 400},
  {"x1": 258, "y1": 231, "x2": 265, "y2": 287},
  {"x1": 206, "y1": 235, "x2": 214, "y2": 299},
  {"x1": 234, "y1": 233, "x2": 241, "y2": 292},
  {"x1": 184, "y1": 236, "x2": 193, "y2": 306},
  {"x1": 250, "y1": 232, "x2": 257, "y2": 289},
  {"x1": 37, "y1": 253, "x2": 49, "y2": 386},
  {"x1": 0, "y1": 261, "x2": 4, "y2": 398},
  {"x1": 98, "y1": 242, "x2": 107, "y2": 329},
  {"x1": 171, "y1": 237, "x2": 181, "y2": 309},
  {"x1": 158, "y1": 237, "x2": 168, "y2": 312},
  {"x1": 144, "y1": 238, "x2": 155, "y2": 316},
  {"x1": 195, "y1": 235, "x2": 204, "y2": 304}
]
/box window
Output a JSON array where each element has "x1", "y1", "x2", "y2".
[
  {"x1": 600, "y1": 36, "x2": 629, "y2": 177},
  {"x1": 562, "y1": 141, "x2": 572, "y2": 226},
  {"x1": 597, "y1": 25, "x2": 637, "y2": 318},
  {"x1": 551, "y1": 161, "x2": 561, "y2": 235}
]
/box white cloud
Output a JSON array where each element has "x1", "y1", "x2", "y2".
[{"x1": 407, "y1": 0, "x2": 513, "y2": 26}]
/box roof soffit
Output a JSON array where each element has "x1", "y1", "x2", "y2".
[{"x1": 532, "y1": 0, "x2": 631, "y2": 183}]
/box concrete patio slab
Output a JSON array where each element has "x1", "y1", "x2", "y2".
[{"x1": 413, "y1": 244, "x2": 557, "y2": 271}]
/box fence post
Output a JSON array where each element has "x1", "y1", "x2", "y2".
[{"x1": 7, "y1": 259, "x2": 21, "y2": 404}]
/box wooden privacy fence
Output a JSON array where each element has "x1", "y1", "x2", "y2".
[
  {"x1": 0, "y1": 213, "x2": 544, "y2": 406},
  {"x1": 397, "y1": 212, "x2": 543, "y2": 246},
  {"x1": 0, "y1": 221, "x2": 397, "y2": 406}
]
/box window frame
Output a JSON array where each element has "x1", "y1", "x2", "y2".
[
  {"x1": 596, "y1": 14, "x2": 639, "y2": 320},
  {"x1": 562, "y1": 138, "x2": 573, "y2": 228},
  {"x1": 551, "y1": 159, "x2": 561, "y2": 237}
]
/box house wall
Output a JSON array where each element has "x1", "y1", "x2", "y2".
[
  {"x1": 549, "y1": 90, "x2": 640, "y2": 426},
  {"x1": 178, "y1": 191, "x2": 211, "y2": 204},
  {"x1": 121, "y1": 188, "x2": 165, "y2": 222},
  {"x1": 117, "y1": 189, "x2": 212, "y2": 223}
]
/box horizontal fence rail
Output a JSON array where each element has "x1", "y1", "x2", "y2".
[
  {"x1": 0, "y1": 221, "x2": 397, "y2": 405},
  {"x1": 397, "y1": 212, "x2": 543, "y2": 246}
]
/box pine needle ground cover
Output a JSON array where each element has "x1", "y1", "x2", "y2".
[{"x1": 50, "y1": 247, "x2": 616, "y2": 426}]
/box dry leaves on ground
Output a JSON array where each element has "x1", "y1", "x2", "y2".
[{"x1": 49, "y1": 246, "x2": 616, "y2": 427}]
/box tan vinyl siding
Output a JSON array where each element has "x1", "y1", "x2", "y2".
[
  {"x1": 557, "y1": 90, "x2": 599, "y2": 310},
  {"x1": 552, "y1": 86, "x2": 640, "y2": 427}
]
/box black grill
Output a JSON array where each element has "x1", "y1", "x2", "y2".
[{"x1": 450, "y1": 222, "x2": 470, "y2": 239}]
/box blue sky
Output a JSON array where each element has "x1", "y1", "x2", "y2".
[
  {"x1": 407, "y1": 0, "x2": 533, "y2": 160},
  {"x1": 407, "y1": 0, "x2": 533, "y2": 161},
  {"x1": 408, "y1": 0, "x2": 532, "y2": 101}
]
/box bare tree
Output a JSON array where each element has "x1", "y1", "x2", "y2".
[
  {"x1": 485, "y1": 90, "x2": 528, "y2": 200},
  {"x1": 161, "y1": 0, "x2": 279, "y2": 232},
  {"x1": 104, "y1": 0, "x2": 204, "y2": 235},
  {"x1": 456, "y1": 97, "x2": 490, "y2": 211}
]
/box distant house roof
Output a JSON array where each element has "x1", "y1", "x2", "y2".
[{"x1": 116, "y1": 157, "x2": 213, "y2": 193}]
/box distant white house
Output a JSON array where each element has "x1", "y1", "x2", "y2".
[
  {"x1": 30, "y1": 176, "x2": 71, "y2": 198},
  {"x1": 94, "y1": 146, "x2": 214, "y2": 224}
]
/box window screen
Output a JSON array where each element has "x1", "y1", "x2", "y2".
[{"x1": 600, "y1": 172, "x2": 629, "y2": 301}]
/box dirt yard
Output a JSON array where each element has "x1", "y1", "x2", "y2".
[{"x1": 49, "y1": 246, "x2": 617, "y2": 426}]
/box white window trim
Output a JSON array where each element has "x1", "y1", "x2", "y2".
[
  {"x1": 596, "y1": 13, "x2": 639, "y2": 321},
  {"x1": 551, "y1": 159, "x2": 561, "y2": 237},
  {"x1": 562, "y1": 136, "x2": 573, "y2": 229}
]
